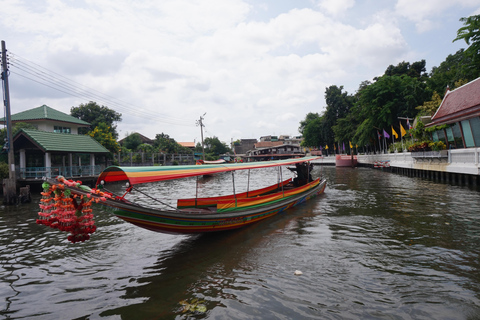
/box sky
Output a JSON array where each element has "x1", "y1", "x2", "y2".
[{"x1": 1, "y1": 0, "x2": 480, "y2": 146}]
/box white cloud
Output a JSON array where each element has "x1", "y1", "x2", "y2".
[
  {"x1": 317, "y1": 0, "x2": 355, "y2": 16},
  {"x1": 395, "y1": 0, "x2": 480, "y2": 32}
]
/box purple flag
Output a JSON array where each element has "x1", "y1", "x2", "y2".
[
  {"x1": 342, "y1": 142, "x2": 345, "y2": 151},
  {"x1": 383, "y1": 129, "x2": 390, "y2": 139}
]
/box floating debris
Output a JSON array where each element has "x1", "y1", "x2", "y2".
[
  {"x1": 294, "y1": 270, "x2": 303, "y2": 276},
  {"x1": 179, "y1": 298, "x2": 207, "y2": 314}
]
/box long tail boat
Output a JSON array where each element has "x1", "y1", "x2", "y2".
[{"x1": 38, "y1": 156, "x2": 326, "y2": 241}]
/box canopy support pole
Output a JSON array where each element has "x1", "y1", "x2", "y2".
[
  {"x1": 195, "y1": 175, "x2": 199, "y2": 207},
  {"x1": 231, "y1": 171, "x2": 237, "y2": 207},
  {"x1": 246, "y1": 169, "x2": 250, "y2": 197}
]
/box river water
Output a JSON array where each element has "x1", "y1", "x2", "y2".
[{"x1": 1, "y1": 166, "x2": 480, "y2": 319}]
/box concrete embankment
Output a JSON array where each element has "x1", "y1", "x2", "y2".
[{"x1": 312, "y1": 148, "x2": 480, "y2": 186}]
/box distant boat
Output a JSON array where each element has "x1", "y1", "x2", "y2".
[
  {"x1": 196, "y1": 159, "x2": 227, "y2": 165},
  {"x1": 335, "y1": 154, "x2": 358, "y2": 167}
]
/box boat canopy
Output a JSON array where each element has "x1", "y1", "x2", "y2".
[{"x1": 97, "y1": 156, "x2": 320, "y2": 186}]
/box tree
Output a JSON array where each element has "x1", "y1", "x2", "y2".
[
  {"x1": 453, "y1": 15, "x2": 480, "y2": 76},
  {"x1": 384, "y1": 60, "x2": 428, "y2": 79},
  {"x1": 153, "y1": 133, "x2": 192, "y2": 154},
  {"x1": 87, "y1": 122, "x2": 120, "y2": 154},
  {"x1": 352, "y1": 74, "x2": 430, "y2": 146},
  {"x1": 301, "y1": 116, "x2": 323, "y2": 147},
  {"x1": 71, "y1": 101, "x2": 122, "y2": 138},
  {"x1": 428, "y1": 49, "x2": 477, "y2": 96},
  {"x1": 0, "y1": 122, "x2": 37, "y2": 162},
  {"x1": 416, "y1": 91, "x2": 443, "y2": 117},
  {"x1": 123, "y1": 132, "x2": 143, "y2": 151},
  {"x1": 298, "y1": 112, "x2": 320, "y2": 135},
  {"x1": 204, "y1": 137, "x2": 231, "y2": 157}
]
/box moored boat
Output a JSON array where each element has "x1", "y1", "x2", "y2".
[
  {"x1": 37, "y1": 156, "x2": 326, "y2": 241},
  {"x1": 335, "y1": 154, "x2": 358, "y2": 167}
]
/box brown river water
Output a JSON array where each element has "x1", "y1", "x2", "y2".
[{"x1": 1, "y1": 165, "x2": 479, "y2": 319}]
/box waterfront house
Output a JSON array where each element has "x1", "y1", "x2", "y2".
[
  {"x1": 246, "y1": 143, "x2": 305, "y2": 161},
  {"x1": 0, "y1": 105, "x2": 109, "y2": 180},
  {"x1": 426, "y1": 77, "x2": 480, "y2": 148}
]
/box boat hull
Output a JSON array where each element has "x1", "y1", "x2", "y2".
[
  {"x1": 101, "y1": 179, "x2": 327, "y2": 234},
  {"x1": 335, "y1": 155, "x2": 358, "y2": 167}
]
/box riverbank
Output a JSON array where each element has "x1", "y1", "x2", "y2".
[{"x1": 312, "y1": 148, "x2": 480, "y2": 186}]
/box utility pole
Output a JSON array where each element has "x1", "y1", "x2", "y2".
[
  {"x1": 196, "y1": 113, "x2": 206, "y2": 161},
  {"x1": 1, "y1": 40, "x2": 17, "y2": 204}
]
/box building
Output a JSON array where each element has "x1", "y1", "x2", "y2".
[
  {"x1": 245, "y1": 144, "x2": 305, "y2": 161},
  {"x1": 118, "y1": 132, "x2": 154, "y2": 146},
  {"x1": 426, "y1": 77, "x2": 480, "y2": 148},
  {"x1": 0, "y1": 105, "x2": 110, "y2": 180},
  {"x1": 233, "y1": 139, "x2": 257, "y2": 155}
]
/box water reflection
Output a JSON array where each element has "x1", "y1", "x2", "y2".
[{"x1": 1, "y1": 166, "x2": 480, "y2": 319}]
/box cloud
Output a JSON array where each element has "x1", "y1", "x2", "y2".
[
  {"x1": 395, "y1": 0, "x2": 480, "y2": 32},
  {"x1": 316, "y1": 0, "x2": 355, "y2": 16}
]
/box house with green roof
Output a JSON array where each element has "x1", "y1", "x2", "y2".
[{"x1": 0, "y1": 105, "x2": 109, "y2": 180}]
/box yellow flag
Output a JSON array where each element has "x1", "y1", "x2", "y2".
[
  {"x1": 325, "y1": 145, "x2": 329, "y2": 149},
  {"x1": 349, "y1": 141, "x2": 353, "y2": 149},
  {"x1": 400, "y1": 124, "x2": 407, "y2": 137},
  {"x1": 391, "y1": 125, "x2": 398, "y2": 139}
]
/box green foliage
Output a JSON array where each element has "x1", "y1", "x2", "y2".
[
  {"x1": 416, "y1": 91, "x2": 442, "y2": 116},
  {"x1": 298, "y1": 112, "x2": 320, "y2": 135},
  {"x1": 301, "y1": 116, "x2": 323, "y2": 147},
  {"x1": 71, "y1": 101, "x2": 122, "y2": 139},
  {"x1": 383, "y1": 60, "x2": 428, "y2": 79},
  {"x1": 453, "y1": 15, "x2": 480, "y2": 77},
  {"x1": 204, "y1": 136, "x2": 231, "y2": 157},
  {"x1": 88, "y1": 122, "x2": 120, "y2": 154},
  {"x1": 0, "y1": 162, "x2": 8, "y2": 179},
  {"x1": 154, "y1": 133, "x2": 192, "y2": 154},
  {"x1": 427, "y1": 50, "x2": 477, "y2": 96},
  {"x1": 123, "y1": 133, "x2": 143, "y2": 151}
]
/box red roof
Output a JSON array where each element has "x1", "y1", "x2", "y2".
[{"x1": 428, "y1": 77, "x2": 480, "y2": 127}]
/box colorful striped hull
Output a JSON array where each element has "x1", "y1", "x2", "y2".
[{"x1": 102, "y1": 179, "x2": 326, "y2": 234}]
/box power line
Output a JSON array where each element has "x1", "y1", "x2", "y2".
[{"x1": 8, "y1": 52, "x2": 196, "y2": 127}]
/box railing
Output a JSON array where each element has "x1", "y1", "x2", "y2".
[
  {"x1": 410, "y1": 150, "x2": 448, "y2": 158},
  {"x1": 18, "y1": 165, "x2": 104, "y2": 179},
  {"x1": 113, "y1": 152, "x2": 195, "y2": 166}
]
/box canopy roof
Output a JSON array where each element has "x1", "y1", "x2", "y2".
[{"x1": 97, "y1": 156, "x2": 320, "y2": 186}]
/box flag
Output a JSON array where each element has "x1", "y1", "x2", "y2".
[
  {"x1": 391, "y1": 125, "x2": 398, "y2": 139},
  {"x1": 325, "y1": 145, "x2": 329, "y2": 149},
  {"x1": 342, "y1": 142, "x2": 345, "y2": 151},
  {"x1": 334, "y1": 144, "x2": 336, "y2": 150},
  {"x1": 400, "y1": 124, "x2": 406, "y2": 137},
  {"x1": 383, "y1": 129, "x2": 390, "y2": 139},
  {"x1": 349, "y1": 141, "x2": 353, "y2": 149},
  {"x1": 407, "y1": 119, "x2": 412, "y2": 129},
  {"x1": 377, "y1": 130, "x2": 382, "y2": 139}
]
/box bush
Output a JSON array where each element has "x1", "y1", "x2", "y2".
[{"x1": 0, "y1": 162, "x2": 9, "y2": 179}]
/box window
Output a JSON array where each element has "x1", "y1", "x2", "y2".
[
  {"x1": 470, "y1": 117, "x2": 480, "y2": 147},
  {"x1": 54, "y1": 126, "x2": 71, "y2": 134},
  {"x1": 452, "y1": 123, "x2": 464, "y2": 148},
  {"x1": 446, "y1": 127, "x2": 455, "y2": 147},
  {"x1": 461, "y1": 120, "x2": 475, "y2": 147}
]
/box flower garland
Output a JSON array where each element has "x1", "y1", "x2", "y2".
[{"x1": 36, "y1": 176, "x2": 111, "y2": 243}]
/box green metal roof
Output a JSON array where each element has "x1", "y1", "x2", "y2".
[
  {"x1": 15, "y1": 129, "x2": 109, "y2": 153},
  {"x1": 1, "y1": 105, "x2": 90, "y2": 126}
]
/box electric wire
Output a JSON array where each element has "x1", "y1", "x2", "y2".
[{"x1": 7, "y1": 52, "x2": 196, "y2": 127}]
